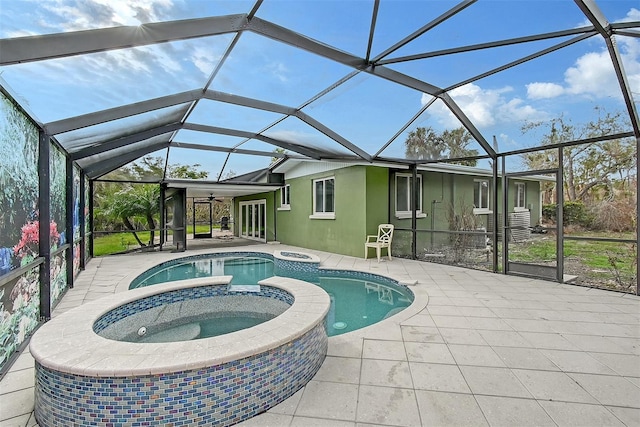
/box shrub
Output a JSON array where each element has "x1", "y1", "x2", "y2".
[
  {"x1": 589, "y1": 199, "x2": 637, "y2": 232},
  {"x1": 542, "y1": 201, "x2": 593, "y2": 227}
]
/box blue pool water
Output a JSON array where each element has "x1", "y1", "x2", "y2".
[{"x1": 130, "y1": 252, "x2": 413, "y2": 336}]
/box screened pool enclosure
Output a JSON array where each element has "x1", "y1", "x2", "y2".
[{"x1": 0, "y1": 0, "x2": 638, "y2": 373}]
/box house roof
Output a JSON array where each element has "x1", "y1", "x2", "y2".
[
  {"x1": 270, "y1": 157, "x2": 556, "y2": 182},
  {"x1": 0, "y1": 0, "x2": 637, "y2": 194}
]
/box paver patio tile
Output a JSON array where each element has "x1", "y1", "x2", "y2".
[
  {"x1": 362, "y1": 339, "x2": 406, "y2": 361},
  {"x1": 295, "y1": 381, "x2": 358, "y2": 421},
  {"x1": 237, "y1": 412, "x2": 293, "y2": 426},
  {"x1": 0, "y1": 368, "x2": 34, "y2": 395},
  {"x1": 0, "y1": 413, "x2": 31, "y2": 427},
  {"x1": 520, "y1": 331, "x2": 586, "y2": 351},
  {"x1": 539, "y1": 401, "x2": 625, "y2": 426},
  {"x1": 478, "y1": 330, "x2": 534, "y2": 348},
  {"x1": 356, "y1": 385, "x2": 421, "y2": 427},
  {"x1": 327, "y1": 337, "x2": 363, "y2": 359},
  {"x1": 491, "y1": 346, "x2": 560, "y2": 371},
  {"x1": 409, "y1": 362, "x2": 471, "y2": 393},
  {"x1": 312, "y1": 356, "x2": 361, "y2": 384},
  {"x1": 360, "y1": 359, "x2": 413, "y2": 388},
  {"x1": 459, "y1": 366, "x2": 532, "y2": 398},
  {"x1": 465, "y1": 317, "x2": 514, "y2": 331},
  {"x1": 587, "y1": 352, "x2": 640, "y2": 377},
  {"x1": 431, "y1": 315, "x2": 473, "y2": 328},
  {"x1": 539, "y1": 349, "x2": 617, "y2": 375},
  {"x1": 268, "y1": 388, "x2": 303, "y2": 415},
  {"x1": 400, "y1": 326, "x2": 444, "y2": 343},
  {"x1": 404, "y1": 342, "x2": 456, "y2": 364},
  {"x1": 568, "y1": 373, "x2": 640, "y2": 408},
  {"x1": 290, "y1": 416, "x2": 356, "y2": 426},
  {"x1": 438, "y1": 328, "x2": 487, "y2": 345},
  {"x1": 605, "y1": 406, "x2": 640, "y2": 426},
  {"x1": 415, "y1": 390, "x2": 488, "y2": 427},
  {"x1": 399, "y1": 313, "x2": 436, "y2": 327},
  {"x1": 511, "y1": 369, "x2": 599, "y2": 404},
  {"x1": 474, "y1": 395, "x2": 556, "y2": 427},
  {"x1": 0, "y1": 388, "x2": 34, "y2": 422},
  {"x1": 448, "y1": 344, "x2": 506, "y2": 368},
  {"x1": 562, "y1": 334, "x2": 629, "y2": 353}
]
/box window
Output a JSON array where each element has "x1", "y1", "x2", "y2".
[
  {"x1": 395, "y1": 174, "x2": 426, "y2": 218},
  {"x1": 310, "y1": 177, "x2": 335, "y2": 219},
  {"x1": 278, "y1": 184, "x2": 290, "y2": 210},
  {"x1": 473, "y1": 179, "x2": 491, "y2": 213},
  {"x1": 515, "y1": 182, "x2": 526, "y2": 210}
]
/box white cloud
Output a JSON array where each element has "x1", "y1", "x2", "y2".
[
  {"x1": 526, "y1": 10, "x2": 640, "y2": 102},
  {"x1": 266, "y1": 62, "x2": 290, "y2": 83},
  {"x1": 39, "y1": 0, "x2": 174, "y2": 31},
  {"x1": 526, "y1": 82, "x2": 565, "y2": 99},
  {"x1": 423, "y1": 83, "x2": 547, "y2": 129},
  {"x1": 191, "y1": 47, "x2": 219, "y2": 77}
]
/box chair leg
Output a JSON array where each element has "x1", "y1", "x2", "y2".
[
  {"x1": 376, "y1": 247, "x2": 381, "y2": 262},
  {"x1": 388, "y1": 246, "x2": 392, "y2": 260},
  {"x1": 364, "y1": 247, "x2": 368, "y2": 259}
]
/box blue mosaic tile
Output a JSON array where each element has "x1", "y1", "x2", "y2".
[{"x1": 35, "y1": 322, "x2": 327, "y2": 427}]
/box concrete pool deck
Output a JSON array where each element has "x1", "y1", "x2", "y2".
[{"x1": 1, "y1": 243, "x2": 639, "y2": 426}]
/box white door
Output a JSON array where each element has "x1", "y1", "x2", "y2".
[{"x1": 239, "y1": 200, "x2": 267, "y2": 242}]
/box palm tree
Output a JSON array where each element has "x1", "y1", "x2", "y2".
[{"x1": 404, "y1": 127, "x2": 444, "y2": 160}]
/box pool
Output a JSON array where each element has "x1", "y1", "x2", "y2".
[{"x1": 130, "y1": 251, "x2": 414, "y2": 336}]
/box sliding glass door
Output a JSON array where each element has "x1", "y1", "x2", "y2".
[{"x1": 239, "y1": 200, "x2": 266, "y2": 242}]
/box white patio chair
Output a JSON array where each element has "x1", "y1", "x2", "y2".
[{"x1": 364, "y1": 224, "x2": 394, "y2": 262}]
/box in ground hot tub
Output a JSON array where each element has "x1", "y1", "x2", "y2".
[{"x1": 31, "y1": 276, "x2": 330, "y2": 427}]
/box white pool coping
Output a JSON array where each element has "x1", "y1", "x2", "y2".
[{"x1": 29, "y1": 275, "x2": 330, "y2": 377}]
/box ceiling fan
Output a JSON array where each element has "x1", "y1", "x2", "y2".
[{"x1": 207, "y1": 194, "x2": 223, "y2": 202}]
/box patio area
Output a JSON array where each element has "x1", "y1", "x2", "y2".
[{"x1": 1, "y1": 244, "x2": 638, "y2": 427}]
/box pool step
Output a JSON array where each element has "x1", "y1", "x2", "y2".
[{"x1": 227, "y1": 285, "x2": 261, "y2": 292}]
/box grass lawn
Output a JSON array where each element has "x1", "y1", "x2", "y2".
[
  {"x1": 507, "y1": 231, "x2": 637, "y2": 292},
  {"x1": 93, "y1": 225, "x2": 219, "y2": 256}
]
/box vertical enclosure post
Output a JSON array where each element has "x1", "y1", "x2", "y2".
[
  {"x1": 501, "y1": 156, "x2": 507, "y2": 275},
  {"x1": 557, "y1": 148, "x2": 564, "y2": 283},
  {"x1": 65, "y1": 156, "x2": 74, "y2": 288},
  {"x1": 89, "y1": 180, "x2": 94, "y2": 259},
  {"x1": 79, "y1": 172, "x2": 86, "y2": 268},
  {"x1": 411, "y1": 164, "x2": 418, "y2": 259},
  {"x1": 492, "y1": 156, "x2": 499, "y2": 272},
  {"x1": 38, "y1": 131, "x2": 51, "y2": 320}
]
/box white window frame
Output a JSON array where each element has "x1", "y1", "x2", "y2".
[
  {"x1": 395, "y1": 174, "x2": 426, "y2": 219},
  {"x1": 278, "y1": 184, "x2": 290, "y2": 211},
  {"x1": 514, "y1": 182, "x2": 527, "y2": 211},
  {"x1": 310, "y1": 177, "x2": 335, "y2": 219},
  {"x1": 473, "y1": 179, "x2": 492, "y2": 214}
]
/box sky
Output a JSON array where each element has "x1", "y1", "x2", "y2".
[{"x1": 0, "y1": 0, "x2": 638, "y2": 178}]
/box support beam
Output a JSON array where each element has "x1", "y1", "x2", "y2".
[
  {"x1": 378, "y1": 26, "x2": 593, "y2": 65},
  {"x1": 70, "y1": 123, "x2": 179, "y2": 160},
  {"x1": 182, "y1": 123, "x2": 324, "y2": 159},
  {"x1": 439, "y1": 92, "x2": 495, "y2": 157},
  {"x1": 296, "y1": 112, "x2": 371, "y2": 161},
  {"x1": 373, "y1": 0, "x2": 476, "y2": 62},
  {"x1": 44, "y1": 90, "x2": 200, "y2": 135},
  {"x1": 82, "y1": 141, "x2": 170, "y2": 179},
  {"x1": 203, "y1": 90, "x2": 296, "y2": 115},
  {"x1": 0, "y1": 14, "x2": 249, "y2": 65}
]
